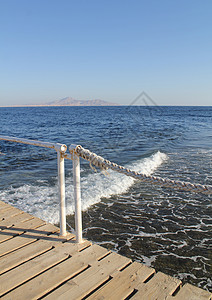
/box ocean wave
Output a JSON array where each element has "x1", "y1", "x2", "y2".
[{"x1": 0, "y1": 151, "x2": 168, "y2": 224}]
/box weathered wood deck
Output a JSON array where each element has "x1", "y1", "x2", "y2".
[{"x1": 0, "y1": 200, "x2": 211, "y2": 300}]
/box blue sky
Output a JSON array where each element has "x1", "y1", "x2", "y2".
[{"x1": 0, "y1": 0, "x2": 211, "y2": 106}]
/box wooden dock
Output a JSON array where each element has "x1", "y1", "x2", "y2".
[{"x1": 0, "y1": 200, "x2": 211, "y2": 300}]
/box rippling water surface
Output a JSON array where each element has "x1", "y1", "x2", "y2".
[{"x1": 0, "y1": 106, "x2": 211, "y2": 291}]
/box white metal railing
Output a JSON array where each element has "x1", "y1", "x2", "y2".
[
  {"x1": 0, "y1": 136, "x2": 68, "y2": 237},
  {"x1": 1, "y1": 136, "x2": 211, "y2": 245},
  {"x1": 69, "y1": 146, "x2": 82, "y2": 243}
]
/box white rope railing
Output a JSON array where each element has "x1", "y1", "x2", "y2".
[
  {"x1": 1, "y1": 135, "x2": 211, "y2": 245},
  {"x1": 70, "y1": 145, "x2": 212, "y2": 196}
]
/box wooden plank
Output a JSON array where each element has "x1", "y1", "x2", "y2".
[
  {"x1": 0, "y1": 207, "x2": 23, "y2": 219},
  {"x1": 0, "y1": 236, "x2": 36, "y2": 257},
  {"x1": 14, "y1": 217, "x2": 46, "y2": 231},
  {"x1": 0, "y1": 224, "x2": 77, "y2": 272},
  {"x1": 166, "y1": 283, "x2": 212, "y2": 300},
  {"x1": 0, "y1": 212, "x2": 34, "y2": 229},
  {"x1": 2, "y1": 244, "x2": 110, "y2": 300},
  {"x1": 131, "y1": 271, "x2": 181, "y2": 300},
  {"x1": 88, "y1": 261, "x2": 155, "y2": 300},
  {"x1": 0, "y1": 202, "x2": 10, "y2": 208},
  {"x1": 0, "y1": 223, "x2": 61, "y2": 274},
  {"x1": 0, "y1": 228, "x2": 20, "y2": 243},
  {"x1": 14, "y1": 221, "x2": 58, "y2": 237},
  {"x1": 0, "y1": 206, "x2": 14, "y2": 212},
  {"x1": 44, "y1": 251, "x2": 132, "y2": 300},
  {"x1": 11, "y1": 228, "x2": 75, "y2": 250},
  {"x1": 0, "y1": 238, "x2": 91, "y2": 276},
  {"x1": 0, "y1": 244, "x2": 74, "y2": 295},
  {"x1": 0, "y1": 239, "x2": 92, "y2": 295},
  {"x1": 0, "y1": 206, "x2": 22, "y2": 215},
  {"x1": 0, "y1": 202, "x2": 210, "y2": 300},
  {"x1": 0, "y1": 219, "x2": 47, "y2": 257},
  {"x1": 51, "y1": 238, "x2": 91, "y2": 252},
  {"x1": 21, "y1": 225, "x2": 75, "y2": 244},
  {"x1": 0, "y1": 217, "x2": 46, "y2": 243},
  {"x1": 0, "y1": 239, "x2": 54, "y2": 275}
]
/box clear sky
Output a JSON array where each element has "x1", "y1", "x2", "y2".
[{"x1": 0, "y1": 0, "x2": 211, "y2": 106}]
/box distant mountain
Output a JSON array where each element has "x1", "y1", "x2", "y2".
[
  {"x1": 1, "y1": 97, "x2": 121, "y2": 107},
  {"x1": 45, "y1": 97, "x2": 120, "y2": 106}
]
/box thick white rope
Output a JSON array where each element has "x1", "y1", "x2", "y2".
[{"x1": 71, "y1": 145, "x2": 212, "y2": 195}]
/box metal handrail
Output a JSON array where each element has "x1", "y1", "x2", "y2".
[
  {"x1": 0, "y1": 135, "x2": 68, "y2": 237},
  {"x1": 2, "y1": 136, "x2": 211, "y2": 245},
  {"x1": 0, "y1": 135, "x2": 67, "y2": 152}
]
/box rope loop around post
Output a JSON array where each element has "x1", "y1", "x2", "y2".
[{"x1": 70, "y1": 144, "x2": 108, "y2": 171}]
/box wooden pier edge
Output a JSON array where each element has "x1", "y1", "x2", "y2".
[{"x1": 0, "y1": 200, "x2": 211, "y2": 300}]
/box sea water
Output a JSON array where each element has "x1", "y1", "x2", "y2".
[{"x1": 0, "y1": 106, "x2": 211, "y2": 291}]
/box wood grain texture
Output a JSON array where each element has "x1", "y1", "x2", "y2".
[
  {"x1": 166, "y1": 283, "x2": 212, "y2": 300},
  {"x1": 2, "y1": 244, "x2": 109, "y2": 299},
  {"x1": 89, "y1": 261, "x2": 155, "y2": 300},
  {"x1": 0, "y1": 201, "x2": 211, "y2": 300},
  {"x1": 44, "y1": 251, "x2": 131, "y2": 300}
]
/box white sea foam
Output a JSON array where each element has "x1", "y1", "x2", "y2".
[{"x1": 0, "y1": 151, "x2": 168, "y2": 224}]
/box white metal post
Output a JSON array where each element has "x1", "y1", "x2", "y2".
[
  {"x1": 73, "y1": 152, "x2": 83, "y2": 243},
  {"x1": 57, "y1": 151, "x2": 67, "y2": 236}
]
